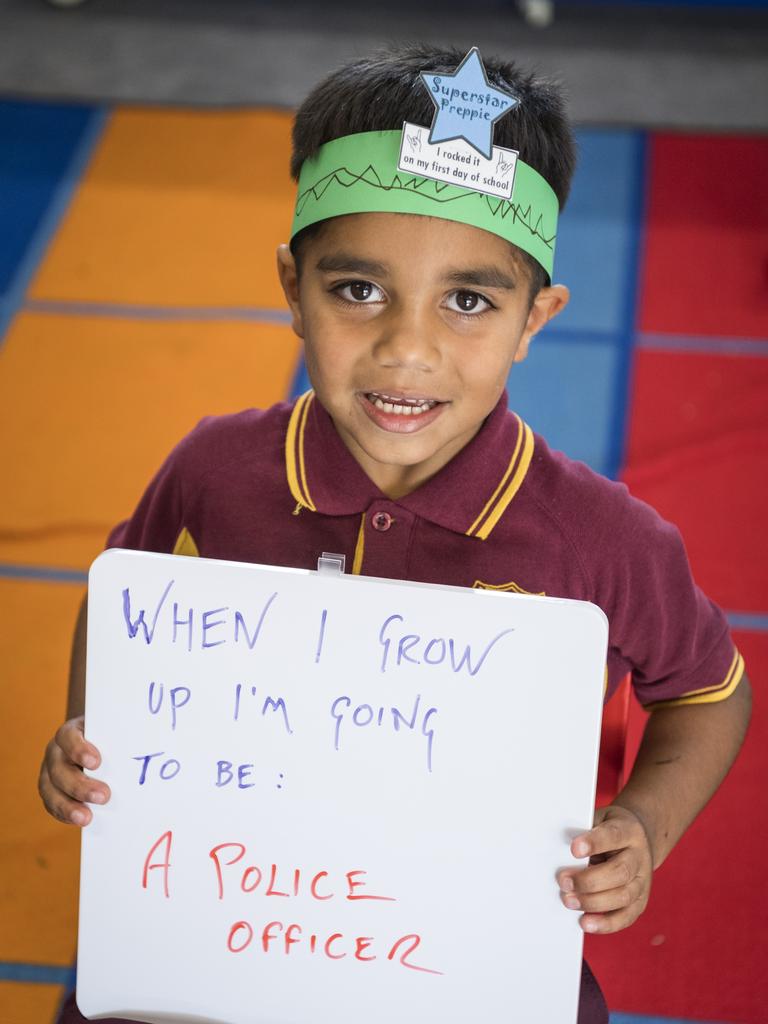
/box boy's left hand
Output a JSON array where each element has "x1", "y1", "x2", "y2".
[{"x1": 556, "y1": 805, "x2": 653, "y2": 934}]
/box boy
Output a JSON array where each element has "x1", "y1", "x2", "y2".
[{"x1": 40, "y1": 44, "x2": 751, "y2": 1024}]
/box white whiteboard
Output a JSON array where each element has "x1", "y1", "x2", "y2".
[{"x1": 78, "y1": 548, "x2": 608, "y2": 1024}]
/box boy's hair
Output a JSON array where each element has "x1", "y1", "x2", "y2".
[{"x1": 289, "y1": 43, "x2": 576, "y2": 297}]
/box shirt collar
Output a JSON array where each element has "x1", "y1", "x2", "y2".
[{"x1": 284, "y1": 391, "x2": 534, "y2": 539}]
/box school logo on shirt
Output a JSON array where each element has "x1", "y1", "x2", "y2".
[
  {"x1": 472, "y1": 579, "x2": 545, "y2": 596},
  {"x1": 172, "y1": 527, "x2": 200, "y2": 558}
]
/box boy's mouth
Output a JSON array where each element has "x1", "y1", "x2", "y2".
[{"x1": 359, "y1": 390, "x2": 446, "y2": 434}]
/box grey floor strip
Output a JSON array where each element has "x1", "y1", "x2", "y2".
[{"x1": 0, "y1": 0, "x2": 766, "y2": 129}]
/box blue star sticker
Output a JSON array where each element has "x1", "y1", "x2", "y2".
[{"x1": 419, "y1": 48, "x2": 518, "y2": 160}]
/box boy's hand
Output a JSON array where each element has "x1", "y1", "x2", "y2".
[
  {"x1": 38, "y1": 716, "x2": 110, "y2": 827},
  {"x1": 557, "y1": 805, "x2": 653, "y2": 934}
]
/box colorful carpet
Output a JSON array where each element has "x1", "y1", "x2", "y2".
[{"x1": 0, "y1": 101, "x2": 765, "y2": 1024}]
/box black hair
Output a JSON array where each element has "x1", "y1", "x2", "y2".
[{"x1": 290, "y1": 43, "x2": 576, "y2": 297}]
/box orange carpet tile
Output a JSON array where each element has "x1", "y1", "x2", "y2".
[
  {"x1": 0, "y1": 580, "x2": 84, "y2": 967},
  {"x1": 0, "y1": 314, "x2": 299, "y2": 570},
  {"x1": 29, "y1": 107, "x2": 296, "y2": 310}
]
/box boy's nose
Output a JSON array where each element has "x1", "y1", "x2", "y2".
[{"x1": 373, "y1": 308, "x2": 441, "y2": 372}]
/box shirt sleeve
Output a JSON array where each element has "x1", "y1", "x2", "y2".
[{"x1": 588, "y1": 484, "x2": 745, "y2": 710}]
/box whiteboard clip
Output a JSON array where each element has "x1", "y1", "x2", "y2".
[{"x1": 317, "y1": 551, "x2": 346, "y2": 575}]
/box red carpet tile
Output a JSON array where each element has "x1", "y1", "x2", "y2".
[
  {"x1": 640, "y1": 135, "x2": 768, "y2": 340},
  {"x1": 586, "y1": 630, "x2": 768, "y2": 1023},
  {"x1": 622, "y1": 350, "x2": 768, "y2": 612},
  {"x1": 625, "y1": 350, "x2": 768, "y2": 466}
]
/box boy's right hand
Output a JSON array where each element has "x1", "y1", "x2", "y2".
[{"x1": 38, "y1": 716, "x2": 110, "y2": 827}]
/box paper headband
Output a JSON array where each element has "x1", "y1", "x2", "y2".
[{"x1": 290, "y1": 129, "x2": 559, "y2": 278}]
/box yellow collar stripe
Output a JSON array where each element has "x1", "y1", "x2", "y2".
[
  {"x1": 467, "y1": 415, "x2": 534, "y2": 540},
  {"x1": 285, "y1": 390, "x2": 317, "y2": 512},
  {"x1": 466, "y1": 412, "x2": 525, "y2": 537},
  {"x1": 352, "y1": 512, "x2": 366, "y2": 575}
]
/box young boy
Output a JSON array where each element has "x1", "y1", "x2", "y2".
[{"x1": 40, "y1": 44, "x2": 751, "y2": 1024}]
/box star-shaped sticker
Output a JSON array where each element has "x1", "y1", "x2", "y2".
[{"x1": 420, "y1": 48, "x2": 518, "y2": 160}]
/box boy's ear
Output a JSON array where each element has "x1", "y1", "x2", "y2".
[
  {"x1": 276, "y1": 244, "x2": 305, "y2": 339},
  {"x1": 513, "y1": 284, "x2": 570, "y2": 364}
]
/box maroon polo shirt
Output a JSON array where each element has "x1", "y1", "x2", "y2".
[{"x1": 108, "y1": 390, "x2": 743, "y2": 709}]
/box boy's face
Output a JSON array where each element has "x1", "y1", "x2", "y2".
[{"x1": 278, "y1": 213, "x2": 568, "y2": 498}]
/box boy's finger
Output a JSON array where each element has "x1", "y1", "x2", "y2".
[
  {"x1": 54, "y1": 717, "x2": 101, "y2": 770},
  {"x1": 45, "y1": 742, "x2": 111, "y2": 806},
  {"x1": 48, "y1": 760, "x2": 110, "y2": 807},
  {"x1": 558, "y1": 853, "x2": 639, "y2": 896},
  {"x1": 579, "y1": 903, "x2": 645, "y2": 935},
  {"x1": 571, "y1": 815, "x2": 644, "y2": 859},
  {"x1": 561, "y1": 876, "x2": 646, "y2": 915},
  {"x1": 38, "y1": 763, "x2": 94, "y2": 827}
]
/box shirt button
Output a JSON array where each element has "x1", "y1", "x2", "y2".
[{"x1": 372, "y1": 511, "x2": 393, "y2": 532}]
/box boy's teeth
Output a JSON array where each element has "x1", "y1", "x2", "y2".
[{"x1": 370, "y1": 393, "x2": 436, "y2": 416}]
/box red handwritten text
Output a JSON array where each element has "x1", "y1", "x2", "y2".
[
  {"x1": 225, "y1": 920, "x2": 442, "y2": 975},
  {"x1": 208, "y1": 843, "x2": 396, "y2": 904},
  {"x1": 142, "y1": 830, "x2": 173, "y2": 899}
]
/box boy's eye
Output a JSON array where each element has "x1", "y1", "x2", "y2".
[
  {"x1": 334, "y1": 280, "x2": 384, "y2": 304},
  {"x1": 446, "y1": 290, "x2": 493, "y2": 315}
]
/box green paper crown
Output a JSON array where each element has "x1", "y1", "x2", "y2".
[{"x1": 291, "y1": 130, "x2": 559, "y2": 278}]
